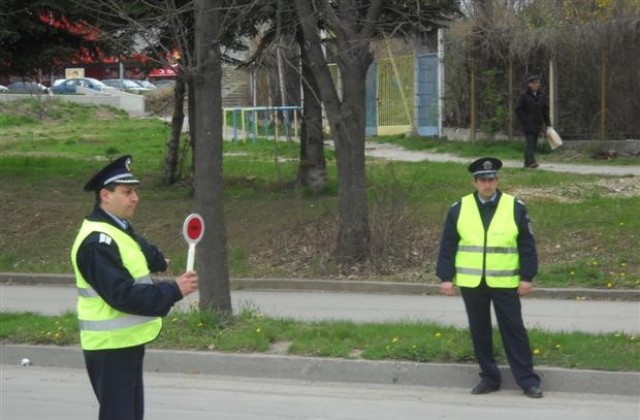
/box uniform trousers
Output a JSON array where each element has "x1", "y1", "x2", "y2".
[
  {"x1": 459, "y1": 282, "x2": 540, "y2": 390},
  {"x1": 524, "y1": 133, "x2": 539, "y2": 167},
  {"x1": 84, "y1": 345, "x2": 146, "y2": 420}
]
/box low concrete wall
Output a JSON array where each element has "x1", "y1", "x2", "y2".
[
  {"x1": 561, "y1": 139, "x2": 640, "y2": 154},
  {"x1": 0, "y1": 89, "x2": 146, "y2": 117},
  {"x1": 442, "y1": 127, "x2": 511, "y2": 142}
]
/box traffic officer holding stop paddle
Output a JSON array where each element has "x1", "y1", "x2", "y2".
[
  {"x1": 71, "y1": 155, "x2": 198, "y2": 420},
  {"x1": 436, "y1": 157, "x2": 543, "y2": 398}
]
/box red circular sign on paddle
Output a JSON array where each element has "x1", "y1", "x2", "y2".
[{"x1": 182, "y1": 213, "x2": 204, "y2": 244}]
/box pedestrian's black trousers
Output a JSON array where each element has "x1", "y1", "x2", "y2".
[
  {"x1": 84, "y1": 345, "x2": 145, "y2": 420},
  {"x1": 524, "y1": 133, "x2": 539, "y2": 167},
  {"x1": 460, "y1": 283, "x2": 540, "y2": 390}
]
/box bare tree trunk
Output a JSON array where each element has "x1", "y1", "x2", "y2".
[
  {"x1": 296, "y1": 29, "x2": 327, "y2": 192},
  {"x1": 331, "y1": 59, "x2": 370, "y2": 263},
  {"x1": 164, "y1": 68, "x2": 186, "y2": 185},
  {"x1": 193, "y1": 0, "x2": 231, "y2": 313},
  {"x1": 294, "y1": 0, "x2": 375, "y2": 263}
]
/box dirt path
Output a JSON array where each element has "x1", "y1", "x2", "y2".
[{"x1": 365, "y1": 142, "x2": 640, "y2": 177}]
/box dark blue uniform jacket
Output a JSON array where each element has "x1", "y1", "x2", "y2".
[
  {"x1": 75, "y1": 207, "x2": 182, "y2": 317},
  {"x1": 436, "y1": 190, "x2": 538, "y2": 283}
]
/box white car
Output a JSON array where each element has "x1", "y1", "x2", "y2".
[
  {"x1": 102, "y1": 79, "x2": 152, "y2": 94},
  {"x1": 0, "y1": 85, "x2": 8, "y2": 93}
]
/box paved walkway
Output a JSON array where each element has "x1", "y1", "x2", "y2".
[
  {"x1": 2, "y1": 285, "x2": 638, "y2": 334},
  {"x1": 364, "y1": 142, "x2": 640, "y2": 176},
  {"x1": 160, "y1": 115, "x2": 639, "y2": 176}
]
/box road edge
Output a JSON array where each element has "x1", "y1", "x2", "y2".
[
  {"x1": 2, "y1": 344, "x2": 638, "y2": 396},
  {"x1": 1, "y1": 272, "x2": 638, "y2": 301}
]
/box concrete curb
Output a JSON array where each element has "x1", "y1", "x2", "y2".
[
  {"x1": 1, "y1": 272, "x2": 639, "y2": 301},
  {"x1": 2, "y1": 344, "x2": 638, "y2": 396}
]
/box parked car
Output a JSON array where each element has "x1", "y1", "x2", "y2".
[
  {"x1": 101, "y1": 79, "x2": 152, "y2": 94},
  {"x1": 135, "y1": 80, "x2": 157, "y2": 90},
  {"x1": 7, "y1": 81, "x2": 49, "y2": 94},
  {"x1": 152, "y1": 79, "x2": 176, "y2": 89},
  {"x1": 52, "y1": 77, "x2": 112, "y2": 94},
  {"x1": 0, "y1": 85, "x2": 8, "y2": 93}
]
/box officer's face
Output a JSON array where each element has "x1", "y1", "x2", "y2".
[
  {"x1": 474, "y1": 176, "x2": 498, "y2": 200},
  {"x1": 100, "y1": 185, "x2": 139, "y2": 219}
]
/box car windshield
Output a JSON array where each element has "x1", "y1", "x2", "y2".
[
  {"x1": 85, "y1": 78, "x2": 104, "y2": 86},
  {"x1": 122, "y1": 80, "x2": 141, "y2": 88}
]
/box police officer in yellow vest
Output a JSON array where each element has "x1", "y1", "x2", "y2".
[
  {"x1": 436, "y1": 157, "x2": 543, "y2": 398},
  {"x1": 71, "y1": 155, "x2": 198, "y2": 420}
]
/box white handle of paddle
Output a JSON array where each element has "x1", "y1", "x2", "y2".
[{"x1": 187, "y1": 243, "x2": 196, "y2": 271}]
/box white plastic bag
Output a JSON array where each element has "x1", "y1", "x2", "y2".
[{"x1": 546, "y1": 126, "x2": 563, "y2": 150}]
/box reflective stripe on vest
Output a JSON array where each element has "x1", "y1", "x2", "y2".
[
  {"x1": 71, "y1": 220, "x2": 162, "y2": 350},
  {"x1": 454, "y1": 193, "x2": 520, "y2": 288},
  {"x1": 77, "y1": 274, "x2": 153, "y2": 297}
]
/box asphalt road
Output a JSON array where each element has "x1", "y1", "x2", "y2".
[
  {"x1": 2, "y1": 365, "x2": 638, "y2": 420},
  {"x1": 1, "y1": 285, "x2": 639, "y2": 333}
]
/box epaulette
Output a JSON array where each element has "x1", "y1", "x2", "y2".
[{"x1": 85, "y1": 232, "x2": 114, "y2": 246}]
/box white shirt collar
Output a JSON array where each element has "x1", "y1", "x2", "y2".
[
  {"x1": 103, "y1": 209, "x2": 128, "y2": 230},
  {"x1": 478, "y1": 193, "x2": 497, "y2": 204}
]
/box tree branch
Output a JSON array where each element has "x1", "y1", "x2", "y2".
[{"x1": 359, "y1": 0, "x2": 384, "y2": 40}]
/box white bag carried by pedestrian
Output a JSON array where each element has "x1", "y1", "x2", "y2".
[{"x1": 546, "y1": 126, "x2": 563, "y2": 150}]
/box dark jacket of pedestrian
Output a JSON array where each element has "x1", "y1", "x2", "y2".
[{"x1": 515, "y1": 88, "x2": 551, "y2": 135}]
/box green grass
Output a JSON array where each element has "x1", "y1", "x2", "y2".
[
  {"x1": 1, "y1": 310, "x2": 637, "y2": 371},
  {"x1": 0, "y1": 99, "x2": 638, "y2": 287}
]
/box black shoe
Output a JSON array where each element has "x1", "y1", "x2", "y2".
[
  {"x1": 471, "y1": 382, "x2": 500, "y2": 395},
  {"x1": 523, "y1": 385, "x2": 544, "y2": 398}
]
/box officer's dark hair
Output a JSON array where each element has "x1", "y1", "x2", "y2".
[{"x1": 94, "y1": 184, "x2": 118, "y2": 205}]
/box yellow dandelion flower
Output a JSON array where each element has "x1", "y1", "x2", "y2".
[
  {"x1": 255, "y1": 328, "x2": 262, "y2": 333},
  {"x1": 435, "y1": 332, "x2": 442, "y2": 338},
  {"x1": 533, "y1": 348, "x2": 541, "y2": 355},
  {"x1": 607, "y1": 282, "x2": 613, "y2": 288},
  {"x1": 392, "y1": 337, "x2": 399, "y2": 343},
  {"x1": 555, "y1": 344, "x2": 561, "y2": 349}
]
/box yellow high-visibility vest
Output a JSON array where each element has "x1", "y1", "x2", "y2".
[
  {"x1": 455, "y1": 193, "x2": 520, "y2": 288},
  {"x1": 71, "y1": 220, "x2": 162, "y2": 350}
]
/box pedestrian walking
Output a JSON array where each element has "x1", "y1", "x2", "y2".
[
  {"x1": 70, "y1": 155, "x2": 199, "y2": 420},
  {"x1": 436, "y1": 157, "x2": 543, "y2": 398},
  {"x1": 515, "y1": 75, "x2": 551, "y2": 168}
]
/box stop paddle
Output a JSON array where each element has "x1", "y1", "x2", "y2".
[{"x1": 182, "y1": 213, "x2": 204, "y2": 271}]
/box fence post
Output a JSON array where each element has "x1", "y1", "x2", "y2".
[
  {"x1": 549, "y1": 56, "x2": 558, "y2": 127},
  {"x1": 470, "y1": 53, "x2": 477, "y2": 142},
  {"x1": 600, "y1": 48, "x2": 607, "y2": 142},
  {"x1": 508, "y1": 57, "x2": 513, "y2": 141}
]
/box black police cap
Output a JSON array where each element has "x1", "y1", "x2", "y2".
[
  {"x1": 83, "y1": 155, "x2": 140, "y2": 192},
  {"x1": 468, "y1": 157, "x2": 502, "y2": 179}
]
